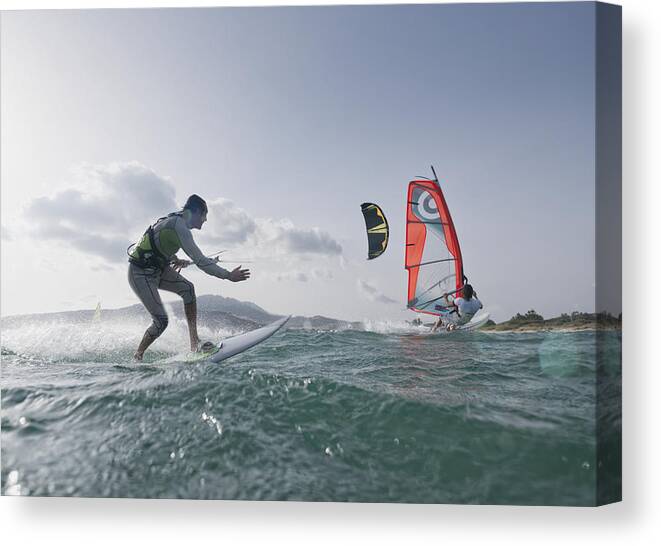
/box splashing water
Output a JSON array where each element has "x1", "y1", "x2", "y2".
[{"x1": 1, "y1": 316, "x2": 620, "y2": 504}]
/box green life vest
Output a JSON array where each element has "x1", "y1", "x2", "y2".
[{"x1": 128, "y1": 212, "x2": 184, "y2": 269}]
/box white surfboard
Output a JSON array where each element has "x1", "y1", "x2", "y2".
[{"x1": 187, "y1": 316, "x2": 291, "y2": 363}]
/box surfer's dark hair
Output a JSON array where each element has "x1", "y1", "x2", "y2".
[
  {"x1": 183, "y1": 194, "x2": 208, "y2": 214},
  {"x1": 463, "y1": 284, "x2": 474, "y2": 299}
]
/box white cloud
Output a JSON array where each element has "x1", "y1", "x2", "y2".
[
  {"x1": 200, "y1": 198, "x2": 257, "y2": 245},
  {"x1": 357, "y1": 279, "x2": 398, "y2": 305},
  {"x1": 200, "y1": 201, "x2": 342, "y2": 258},
  {"x1": 311, "y1": 268, "x2": 334, "y2": 280},
  {"x1": 275, "y1": 224, "x2": 342, "y2": 255},
  {"x1": 274, "y1": 271, "x2": 309, "y2": 283},
  {"x1": 21, "y1": 162, "x2": 343, "y2": 265},
  {"x1": 23, "y1": 162, "x2": 178, "y2": 263},
  {"x1": 270, "y1": 268, "x2": 334, "y2": 283}
]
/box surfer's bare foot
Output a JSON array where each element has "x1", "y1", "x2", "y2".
[{"x1": 133, "y1": 351, "x2": 144, "y2": 362}]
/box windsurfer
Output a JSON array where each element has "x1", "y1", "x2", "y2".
[
  {"x1": 127, "y1": 194, "x2": 250, "y2": 361},
  {"x1": 431, "y1": 284, "x2": 483, "y2": 332}
]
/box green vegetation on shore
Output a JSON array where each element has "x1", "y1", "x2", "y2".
[{"x1": 482, "y1": 310, "x2": 622, "y2": 332}]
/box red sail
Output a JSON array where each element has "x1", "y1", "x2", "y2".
[{"x1": 405, "y1": 178, "x2": 464, "y2": 316}]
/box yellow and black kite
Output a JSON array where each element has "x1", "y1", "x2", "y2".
[{"x1": 360, "y1": 203, "x2": 389, "y2": 260}]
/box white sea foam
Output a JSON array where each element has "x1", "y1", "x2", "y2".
[
  {"x1": 1, "y1": 309, "x2": 239, "y2": 361},
  {"x1": 360, "y1": 319, "x2": 427, "y2": 335}
]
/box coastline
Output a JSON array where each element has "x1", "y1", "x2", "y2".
[
  {"x1": 480, "y1": 324, "x2": 621, "y2": 334},
  {"x1": 480, "y1": 312, "x2": 621, "y2": 334}
]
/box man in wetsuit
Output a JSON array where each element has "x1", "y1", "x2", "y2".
[
  {"x1": 128, "y1": 194, "x2": 250, "y2": 361},
  {"x1": 431, "y1": 284, "x2": 483, "y2": 332}
]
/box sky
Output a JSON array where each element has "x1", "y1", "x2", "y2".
[{"x1": 1, "y1": 3, "x2": 608, "y2": 322}]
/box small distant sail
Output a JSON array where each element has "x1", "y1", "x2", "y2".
[
  {"x1": 405, "y1": 174, "x2": 465, "y2": 316},
  {"x1": 92, "y1": 302, "x2": 102, "y2": 323},
  {"x1": 360, "y1": 203, "x2": 389, "y2": 260}
]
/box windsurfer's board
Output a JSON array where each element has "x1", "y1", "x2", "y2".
[
  {"x1": 432, "y1": 311, "x2": 490, "y2": 334},
  {"x1": 186, "y1": 316, "x2": 290, "y2": 363},
  {"x1": 456, "y1": 311, "x2": 490, "y2": 332}
]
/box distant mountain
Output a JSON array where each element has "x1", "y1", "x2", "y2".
[
  {"x1": 197, "y1": 296, "x2": 361, "y2": 330},
  {"x1": 1, "y1": 295, "x2": 362, "y2": 332},
  {"x1": 172, "y1": 296, "x2": 362, "y2": 330},
  {"x1": 287, "y1": 315, "x2": 361, "y2": 330},
  {"x1": 195, "y1": 294, "x2": 277, "y2": 323}
]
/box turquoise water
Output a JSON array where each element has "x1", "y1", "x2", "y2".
[{"x1": 1, "y1": 320, "x2": 621, "y2": 504}]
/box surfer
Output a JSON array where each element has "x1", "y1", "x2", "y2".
[
  {"x1": 127, "y1": 194, "x2": 250, "y2": 361},
  {"x1": 431, "y1": 284, "x2": 482, "y2": 332}
]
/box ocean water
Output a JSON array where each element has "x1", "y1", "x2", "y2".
[{"x1": 1, "y1": 317, "x2": 621, "y2": 505}]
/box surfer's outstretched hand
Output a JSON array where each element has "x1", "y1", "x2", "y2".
[{"x1": 229, "y1": 265, "x2": 250, "y2": 282}]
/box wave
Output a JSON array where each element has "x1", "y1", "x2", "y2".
[
  {"x1": 0, "y1": 315, "x2": 242, "y2": 363},
  {"x1": 1, "y1": 324, "x2": 614, "y2": 503}
]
